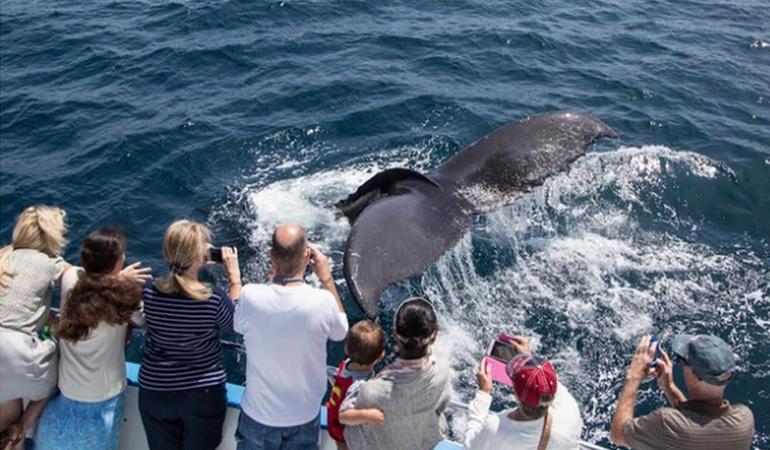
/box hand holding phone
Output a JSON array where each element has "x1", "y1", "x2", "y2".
[
  {"x1": 476, "y1": 360, "x2": 493, "y2": 394},
  {"x1": 481, "y1": 333, "x2": 521, "y2": 386},
  {"x1": 209, "y1": 247, "x2": 223, "y2": 263},
  {"x1": 207, "y1": 246, "x2": 240, "y2": 282},
  {"x1": 308, "y1": 245, "x2": 332, "y2": 281},
  {"x1": 650, "y1": 335, "x2": 662, "y2": 369}
]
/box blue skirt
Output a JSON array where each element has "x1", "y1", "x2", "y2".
[{"x1": 35, "y1": 391, "x2": 125, "y2": 450}]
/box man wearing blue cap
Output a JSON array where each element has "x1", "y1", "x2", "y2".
[{"x1": 611, "y1": 334, "x2": 755, "y2": 450}]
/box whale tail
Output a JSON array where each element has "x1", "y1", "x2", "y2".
[
  {"x1": 436, "y1": 111, "x2": 618, "y2": 213},
  {"x1": 334, "y1": 168, "x2": 439, "y2": 221},
  {"x1": 338, "y1": 112, "x2": 617, "y2": 319}
]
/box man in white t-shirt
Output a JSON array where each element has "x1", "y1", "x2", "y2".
[
  {"x1": 464, "y1": 336, "x2": 583, "y2": 450},
  {"x1": 234, "y1": 224, "x2": 348, "y2": 450}
]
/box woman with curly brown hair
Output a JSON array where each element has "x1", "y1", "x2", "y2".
[{"x1": 34, "y1": 228, "x2": 150, "y2": 450}]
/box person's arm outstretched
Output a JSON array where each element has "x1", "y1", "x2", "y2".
[
  {"x1": 221, "y1": 246, "x2": 242, "y2": 301},
  {"x1": 655, "y1": 348, "x2": 687, "y2": 407},
  {"x1": 463, "y1": 361, "x2": 494, "y2": 449},
  {"x1": 309, "y1": 245, "x2": 344, "y2": 313},
  {"x1": 339, "y1": 408, "x2": 385, "y2": 426},
  {"x1": 611, "y1": 335, "x2": 654, "y2": 447}
]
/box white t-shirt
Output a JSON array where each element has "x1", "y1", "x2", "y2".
[
  {"x1": 463, "y1": 381, "x2": 583, "y2": 450},
  {"x1": 235, "y1": 283, "x2": 348, "y2": 427},
  {"x1": 57, "y1": 268, "x2": 144, "y2": 402}
]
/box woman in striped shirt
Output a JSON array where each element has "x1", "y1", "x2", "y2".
[{"x1": 138, "y1": 220, "x2": 241, "y2": 450}]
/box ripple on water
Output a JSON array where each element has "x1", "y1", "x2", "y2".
[{"x1": 3, "y1": 0, "x2": 770, "y2": 446}]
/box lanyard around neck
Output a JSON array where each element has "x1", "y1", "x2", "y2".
[{"x1": 272, "y1": 276, "x2": 305, "y2": 285}]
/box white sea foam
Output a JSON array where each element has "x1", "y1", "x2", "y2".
[
  {"x1": 222, "y1": 140, "x2": 441, "y2": 277},
  {"x1": 232, "y1": 138, "x2": 441, "y2": 250},
  {"x1": 412, "y1": 146, "x2": 766, "y2": 441},
  {"x1": 229, "y1": 144, "x2": 768, "y2": 442},
  {"x1": 244, "y1": 169, "x2": 359, "y2": 244}
]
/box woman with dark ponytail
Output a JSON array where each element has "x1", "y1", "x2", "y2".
[
  {"x1": 344, "y1": 297, "x2": 451, "y2": 450},
  {"x1": 34, "y1": 228, "x2": 150, "y2": 450}
]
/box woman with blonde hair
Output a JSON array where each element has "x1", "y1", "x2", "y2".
[
  {"x1": 138, "y1": 219, "x2": 241, "y2": 450},
  {"x1": 0, "y1": 205, "x2": 70, "y2": 450}
]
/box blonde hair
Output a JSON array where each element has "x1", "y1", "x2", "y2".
[
  {"x1": 0, "y1": 205, "x2": 67, "y2": 289},
  {"x1": 155, "y1": 220, "x2": 213, "y2": 301}
]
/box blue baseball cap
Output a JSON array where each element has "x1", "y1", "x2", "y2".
[{"x1": 672, "y1": 334, "x2": 735, "y2": 385}]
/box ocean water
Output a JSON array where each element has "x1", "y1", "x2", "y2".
[{"x1": 1, "y1": 0, "x2": 768, "y2": 447}]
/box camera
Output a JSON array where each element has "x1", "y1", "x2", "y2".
[{"x1": 208, "y1": 247, "x2": 226, "y2": 263}]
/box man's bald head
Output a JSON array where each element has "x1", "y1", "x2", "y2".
[{"x1": 271, "y1": 224, "x2": 308, "y2": 276}]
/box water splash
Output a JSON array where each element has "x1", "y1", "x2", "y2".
[
  {"x1": 230, "y1": 145, "x2": 768, "y2": 445},
  {"x1": 413, "y1": 146, "x2": 768, "y2": 443}
]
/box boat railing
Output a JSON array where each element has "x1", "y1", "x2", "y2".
[{"x1": 49, "y1": 310, "x2": 608, "y2": 450}]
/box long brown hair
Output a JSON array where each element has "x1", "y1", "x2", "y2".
[{"x1": 55, "y1": 229, "x2": 141, "y2": 342}]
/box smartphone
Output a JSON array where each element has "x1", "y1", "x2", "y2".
[
  {"x1": 209, "y1": 247, "x2": 223, "y2": 263},
  {"x1": 481, "y1": 333, "x2": 518, "y2": 386},
  {"x1": 490, "y1": 340, "x2": 517, "y2": 363},
  {"x1": 650, "y1": 335, "x2": 662, "y2": 368}
]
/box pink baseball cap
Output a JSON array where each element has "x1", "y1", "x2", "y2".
[{"x1": 506, "y1": 355, "x2": 558, "y2": 408}]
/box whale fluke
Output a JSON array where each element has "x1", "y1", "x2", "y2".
[{"x1": 339, "y1": 111, "x2": 617, "y2": 319}]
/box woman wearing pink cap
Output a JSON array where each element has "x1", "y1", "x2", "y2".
[{"x1": 463, "y1": 336, "x2": 583, "y2": 450}]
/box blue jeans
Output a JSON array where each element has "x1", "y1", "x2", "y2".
[{"x1": 236, "y1": 412, "x2": 319, "y2": 450}]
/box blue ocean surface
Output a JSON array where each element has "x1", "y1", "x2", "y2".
[{"x1": 1, "y1": 0, "x2": 769, "y2": 447}]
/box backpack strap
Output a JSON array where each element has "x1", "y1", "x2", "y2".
[{"x1": 537, "y1": 411, "x2": 552, "y2": 450}]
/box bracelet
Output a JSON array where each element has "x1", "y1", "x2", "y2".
[{"x1": 230, "y1": 281, "x2": 242, "y2": 286}]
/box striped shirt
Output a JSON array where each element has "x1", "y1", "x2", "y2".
[
  {"x1": 139, "y1": 283, "x2": 234, "y2": 391},
  {"x1": 623, "y1": 400, "x2": 755, "y2": 450}
]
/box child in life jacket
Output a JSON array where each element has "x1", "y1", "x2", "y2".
[{"x1": 327, "y1": 320, "x2": 386, "y2": 450}]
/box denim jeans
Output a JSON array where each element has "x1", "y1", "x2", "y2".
[{"x1": 236, "y1": 411, "x2": 320, "y2": 450}]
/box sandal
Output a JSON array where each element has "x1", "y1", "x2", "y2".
[{"x1": 1, "y1": 424, "x2": 23, "y2": 450}]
